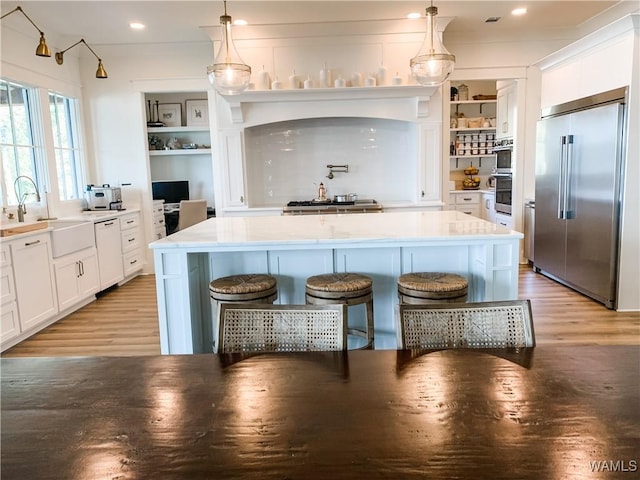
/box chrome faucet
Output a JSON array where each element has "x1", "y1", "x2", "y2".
[{"x1": 14, "y1": 175, "x2": 41, "y2": 222}]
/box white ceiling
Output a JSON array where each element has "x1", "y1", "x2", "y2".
[{"x1": 1, "y1": 1, "x2": 636, "y2": 47}]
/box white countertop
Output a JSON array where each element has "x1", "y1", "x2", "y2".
[
  {"x1": 450, "y1": 189, "x2": 495, "y2": 194},
  {"x1": 0, "y1": 209, "x2": 140, "y2": 242},
  {"x1": 150, "y1": 210, "x2": 521, "y2": 250}
]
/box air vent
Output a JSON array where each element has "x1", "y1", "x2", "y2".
[{"x1": 485, "y1": 16, "x2": 501, "y2": 23}]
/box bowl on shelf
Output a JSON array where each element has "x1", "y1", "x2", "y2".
[{"x1": 472, "y1": 94, "x2": 497, "y2": 100}]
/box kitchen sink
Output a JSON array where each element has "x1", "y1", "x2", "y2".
[{"x1": 48, "y1": 220, "x2": 96, "y2": 258}]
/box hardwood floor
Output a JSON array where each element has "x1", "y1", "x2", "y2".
[{"x1": 3, "y1": 266, "x2": 639, "y2": 357}]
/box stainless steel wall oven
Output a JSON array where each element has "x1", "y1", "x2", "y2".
[
  {"x1": 493, "y1": 173, "x2": 512, "y2": 215},
  {"x1": 493, "y1": 138, "x2": 514, "y2": 173},
  {"x1": 492, "y1": 138, "x2": 514, "y2": 215}
]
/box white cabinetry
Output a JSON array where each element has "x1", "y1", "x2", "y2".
[
  {"x1": 496, "y1": 83, "x2": 516, "y2": 140},
  {"x1": 10, "y1": 232, "x2": 58, "y2": 331},
  {"x1": 152, "y1": 200, "x2": 167, "y2": 240},
  {"x1": 449, "y1": 191, "x2": 481, "y2": 217},
  {"x1": 482, "y1": 191, "x2": 496, "y2": 223},
  {"x1": 495, "y1": 212, "x2": 514, "y2": 230},
  {"x1": 1, "y1": 244, "x2": 19, "y2": 344},
  {"x1": 95, "y1": 218, "x2": 124, "y2": 290},
  {"x1": 54, "y1": 247, "x2": 99, "y2": 312},
  {"x1": 220, "y1": 131, "x2": 247, "y2": 208},
  {"x1": 120, "y1": 212, "x2": 144, "y2": 277}
]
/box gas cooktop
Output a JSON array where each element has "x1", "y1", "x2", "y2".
[
  {"x1": 283, "y1": 199, "x2": 382, "y2": 215},
  {"x1": 287, "y1": 200, "x2": 375, "y2": 207}
]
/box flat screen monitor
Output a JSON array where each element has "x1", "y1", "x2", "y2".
[{"x1": 152, "y1": 181, "x2": 189, "y2": 205}]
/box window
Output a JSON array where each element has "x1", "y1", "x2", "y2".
[
  {"x1": 0, "y1": 79, "x2": 86, "y2": 207},
  {"x1": 0, "y1": 79, "x2": 42, "y2": 206},
  {"x1": 49, "y1": 92, "x2": 83, "y2": 200}
]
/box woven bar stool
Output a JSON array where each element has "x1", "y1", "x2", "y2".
[
  {"x1": 398, "y1": 272, "x2": 468, "y2": 304},
  {"x1": 210, "y1": 274, "x2": 278, "y2": 351},
  {"x1": 305, "y1": 273, "x2": 374, "y2": 349}
]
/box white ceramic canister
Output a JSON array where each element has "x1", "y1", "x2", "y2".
[
  {"x1": 256, "y1": 66, "x2": 271, "y2": 90},
  {"x1": 364, "y1": 75, "x2": 377, "y2": 87},
  {"x1": 319, "y1": 63, "x2": 332, "y2": 88},
  {"x1": 376, "y1": 64, "x2": 388, "y2": 86},
  {"x1": 303, "y1": 76, "x2": 314, "y2": 89},
  {"x1": 289, "y1": 70, "x2": 301, "y2": 89}
]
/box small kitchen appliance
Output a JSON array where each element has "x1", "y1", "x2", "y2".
[{"x1": 84, "y1": 184, "x2": 123, "y2": 211}]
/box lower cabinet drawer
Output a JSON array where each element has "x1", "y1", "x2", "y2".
[
  {"x1": 1, "y1": 301, "x2": 20, "y2": 344},
  {"x1": 123, "y1": 249, "x2": 143, "y2": 276},
  {"x1": 153, "y1": 226, "x2": 167, "y2": 240},
  {"x1": 121, "y1": 229, "x2": 142, "y2": 253},
  {"x1": 455, "y1": 205, "x2": 481, "y2": 217},
  {"x1": 455, "y1": 193, "x2": 480, "y2": 205}
]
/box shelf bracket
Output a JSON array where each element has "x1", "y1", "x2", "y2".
[
  {"x1": 227, "y1": 100, "x2": 244, "y2": 123},
  {"x1": 416, "y1": 96, "x2": 430, "y2": 118}
]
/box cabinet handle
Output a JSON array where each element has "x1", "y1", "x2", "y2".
[
  {"x1": 126, "y1": 220, "x2": 135, "y2": 225},
  {"x1": 129, "y1": 259, "x2": 137, "y2": 265},
  {"x1": 240, "y1": 195, "x2": 244, "y2": 203},
  {"x1": 463, "y1": 197, "x2": 472, "y2": 201},
  {"x1": 79, "y1": 260, "x2": 84, "y2": 276},
  {"x1": 76, "y1": 261, "x2": 81, "y2": 278},
  {"x1": 24, "y1": 239, "x2": 41, "y2": 247},
  {"x1": 128, "y1": 237, "x2": 135, "y2": 243},
  {"x1": 104, "y1": 222, "x2": 115, "y2": 227}
]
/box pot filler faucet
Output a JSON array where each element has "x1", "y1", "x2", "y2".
[
  {"x1": 326, "y1": 164, "x2": 349, "y2": 179},
  {"x1": 14, "y1": 175, "x2": 41, "y2": 222}
]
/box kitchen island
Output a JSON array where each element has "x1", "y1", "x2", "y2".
[{"x1": 149, "y1": 211, "x2": 523, "y2": 353}]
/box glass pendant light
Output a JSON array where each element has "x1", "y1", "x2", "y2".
[
  {"x1": 207, "y1": 1, "x2": 251, "y2": 95},
  {"x1": 410, "y1": 2, "x2": 455, "y2": 86}
]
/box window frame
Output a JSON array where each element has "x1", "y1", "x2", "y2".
[
  {"x1": 48, "y1": 91, "x2": 86, "y2": 201},
  {"x1": 0, "y1": 77, "x2": 88, "y2": 209},
  {"x1": 0, "y1": 79, "x2": 47, "y2": 207}
]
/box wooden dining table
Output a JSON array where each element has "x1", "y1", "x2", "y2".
[{"x1": 1, "y1": 346, "x2": 638, "y2": 479}]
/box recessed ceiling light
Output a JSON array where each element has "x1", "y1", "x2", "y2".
[
  {"x1": 407, "y1": 12, "x2": 422, "y2": 20},
  {"x1": 130, "y1": 22, "x2": 145, "y2": 30},
  {"x1": 233, "y1": 19, "x2": 248, "y2": 26},
  {"x1": 512, "y1": 7, "x2": 527, "y2": 16}
]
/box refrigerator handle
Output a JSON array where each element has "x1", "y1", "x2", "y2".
[
  {"x1": 557, "y1": 136, "x2": 567, "y2": 219},
  {"x1": 565, "y1": 135, "x2": 574, "y2": 219}
]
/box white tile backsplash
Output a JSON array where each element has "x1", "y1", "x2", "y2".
[{"x1": 245, "y1": 117, "x2": 418, "y2": 206}]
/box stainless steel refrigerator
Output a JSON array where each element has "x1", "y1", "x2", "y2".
[{"x1": 534, "y1": 87, "x2": 626, "y2": 309}]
